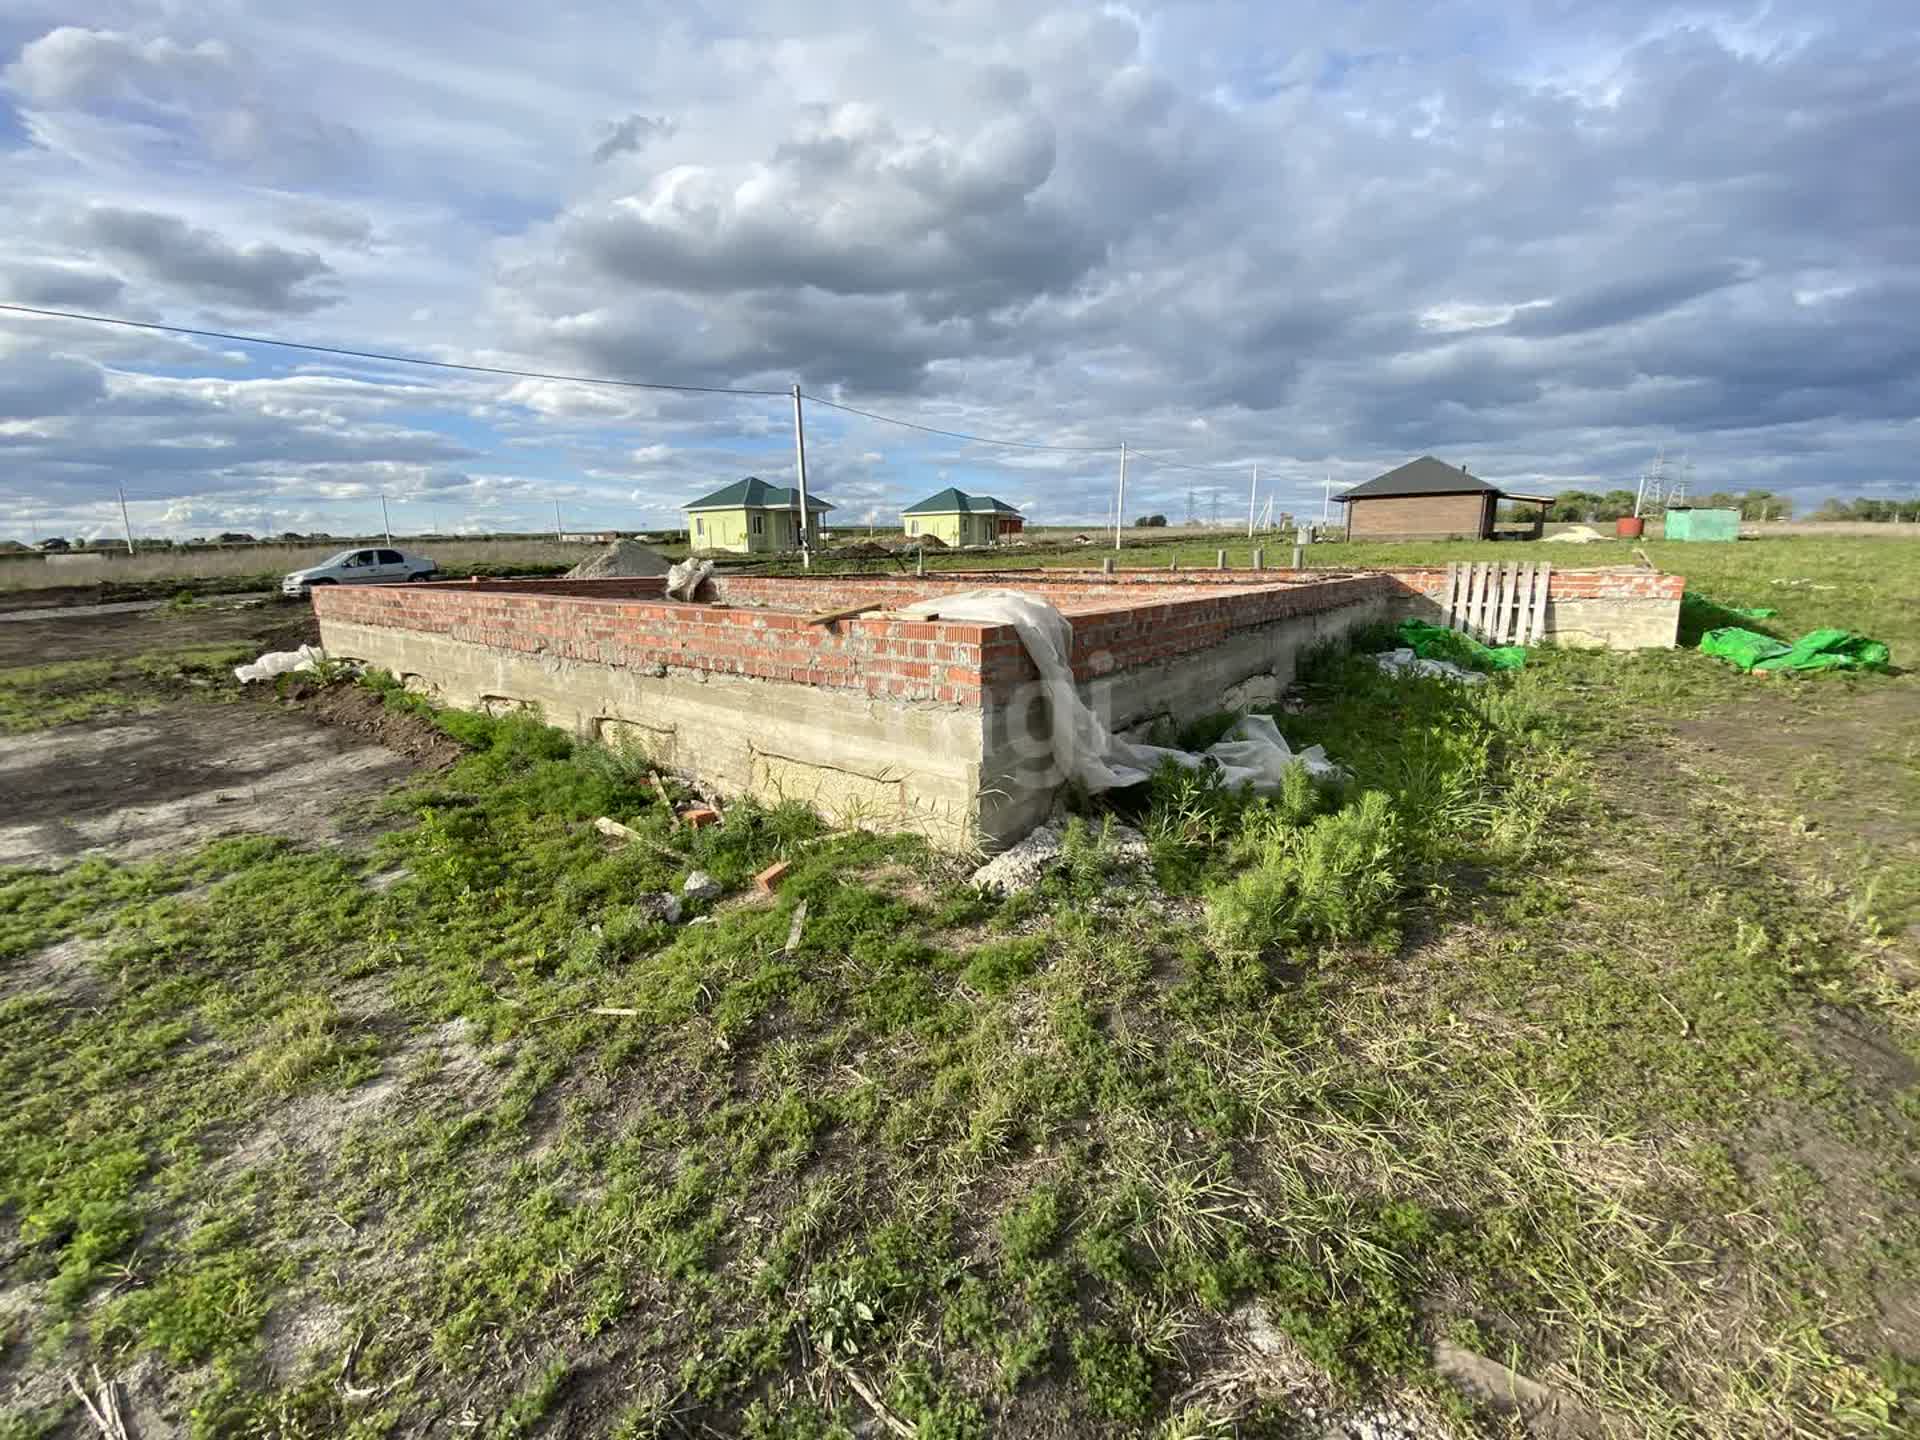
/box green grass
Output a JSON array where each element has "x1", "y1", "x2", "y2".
[
  {"x1": 0, "y1": 539, "x2": 1915, "y2": 1437},
  {"x1": 0, "y1": 643, "x2": 255, "y2": 732}
]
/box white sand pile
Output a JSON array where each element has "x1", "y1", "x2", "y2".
[{"x1": 565, "y1": 539, "x2": 674, "y2": 578}]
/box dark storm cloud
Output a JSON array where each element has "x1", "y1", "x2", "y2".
[
  {"x1": 0, "y1": 357, "x2": 105, "y2": 418},
  {"x1": 0, "y1": 260, "x2": 125, "y2": 310},
  {"x1": 1505, "y1": 263, "x2": 1749, "y2": 338},
  {"x1": 72, "y1": 207, "x2": 341, "y2": 313}
]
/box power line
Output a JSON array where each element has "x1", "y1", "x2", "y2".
[
  {"x1": 0, "y1": 302, "x2": 789, "y2": 399},
  {"x1": 799, "y1": 391, "x2": 1117, "y2": 453},
  {"x1": 2, "y1": 300, "x2": 1315, "y2": 483}
]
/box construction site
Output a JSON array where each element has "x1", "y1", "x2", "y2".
[{"x1": 311, "y1": 563, "x2": 1684, "y2": 848}]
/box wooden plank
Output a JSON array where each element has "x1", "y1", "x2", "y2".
[
  {"x1": 1531, "y1": 560, "x2": 1552, "y2": 642},
  {"x1": 1443, "y1": 562, "x2": 1461, "y2": 629},
  {"x1": 1472, "y1": 562, "x2": 1492, "y2": 639},
  {"x1": 1493, "y1": 562, "x2": 1515, "y2": 644},
  {"x1": 649, "y1": 771, "x2": 678, "y2": 828},
  {"x1": 1513, "y1": 562, "x2": 1534, "y2": 644},
  {"x1": 1481, "y1": 561, "x2": 1499, "y2": 640},
  {"x1": 1455, "y1": 563, "x2": 1475, "y2": 635},
  {"x1": 807, "y1": 602, "x2": 884, "y2": 625}
]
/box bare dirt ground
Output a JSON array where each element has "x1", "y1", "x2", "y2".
[
  {"x1": 0, "y1": 597, "x2": 308, "y2": 667},
  {"x1": 0, "y1": 703, "x2": 418, "y2": 867},
  {"x1": 0, "y1": 600, "x2": 439, "y2": 869},
  {"x1": 1664, "y1": 679, "x2": 1920, "y2": 958}
]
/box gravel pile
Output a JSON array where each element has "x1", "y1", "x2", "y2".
[{"x1": 565, "y1": 540, "x2": 673, "y2": 579}]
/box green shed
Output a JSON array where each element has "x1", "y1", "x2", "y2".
[{"x1": 1664, "y1": 508, "x2": 1740, "y2": 542}]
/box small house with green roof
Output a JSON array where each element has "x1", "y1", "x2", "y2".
[
  {"x1": 901, "y1": 488, "x2": 1025, "y2": 547},
  {"x1": 683, "y1": 476, "x2": 834, "y2": 554}
]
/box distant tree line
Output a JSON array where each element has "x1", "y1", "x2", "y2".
[{"x1": 1808, "y1": 496, "x2": 1920, "y2": 522}]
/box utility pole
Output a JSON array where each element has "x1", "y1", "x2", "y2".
[
  {"x1": 1247, "y1": 465, "x2": 1258, "y2": 538},
  {"x1": 1320, "y1": 472, "x2": 1336, "y2": 528},
  {"x1": 116, "y1": 485, "x2": 135, "y2": 555},
  {"x1": 553, "y1": 500, "x2": 563, "y2": 542},
  {"x1": 1185, "y1": 488, "x2": 1195, "y2": 527},
  {"x1": 380, "y1": 493, "x2": 392, "y2": 545},
  {"x1": 1209, "y1": 488, "x2": 1220, "y2": 528},
  {"x1": 790, "y1": 383, "x2": 812, "y2": 568},
  {"x1": 1113, "y1": 442, "x2": 1128, "y2": 551}
]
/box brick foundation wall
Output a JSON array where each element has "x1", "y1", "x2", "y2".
[
  {"x1": 314, "y1": 573, "x2": 1393, "y2": 709},
  {"x1": 1380, "y1": 565, "x2": 1685, "y2": 603},
  {"x1": 315, "y1": 583, "x2": 1007, "y2": 705},
  {"x1": 315, "y1": 564, "x2": 1680, "y2": 712}
]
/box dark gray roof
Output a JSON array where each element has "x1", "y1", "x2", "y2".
[
  {"x1": 684, "y1": 476, "x2": 834, "y2": 512},
  {"x1": 1337, "y1": 456, "x2": 1500, "y2": 501},
  {"x1": 902, "y1": 487, "x2": 1022, "y2": 516}
]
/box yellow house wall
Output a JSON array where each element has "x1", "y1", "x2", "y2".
[
  {"x1": 904, "y1": 511, "x2": 996, "y2": 546},
  {"x1": 689, "y1": 507, "x2": 810, "y2": 553}
]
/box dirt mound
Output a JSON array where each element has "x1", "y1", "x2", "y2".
[
  {"x1": 824, "y1": 541, "x2": 897, "y2": 560},
  {"x1": 565, "y1": 540, "x2": 673, "y2": 579},
  {"x1": 885, "y1": 533, "x2": 947, "y2": 551},
  {"x1": 289, "y1": 682, "x2": 465, "y2": 769}
]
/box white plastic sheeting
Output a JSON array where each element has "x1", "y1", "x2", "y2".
[
  {"x1": 1372, "y1": 648, "x2": 1487, "y2": 685},
  {"x1": 899, "y1": 589, "x2": 1339, "y2": 794},
  {"x1": 233, "y1": 644, "x2": 327, "y2": 683},
  {"x1": 667, "y1": 557, "x2": 715, "y2": 601}
]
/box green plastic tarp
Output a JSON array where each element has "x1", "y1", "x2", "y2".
[
  {"x1": 1700, "y1": 626, "x2": 1891, "y2": 674},
  {"x1": 1396, "y1": 619, "x2": 1526, "y2": 673},
  {"x1": 1680, "y1": 591, "x2": 1777, "y2": 644}
]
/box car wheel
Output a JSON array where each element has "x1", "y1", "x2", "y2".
[
  {"x1": 310, "y1": 578, "x2": 337, "y2": 586},
  {"x1": 409, "y1": 571, "x2": 432, "y2": 582}
]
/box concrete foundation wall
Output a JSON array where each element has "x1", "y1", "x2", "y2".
[
  {"x1": 317, "y1": 564, "x2": 1680, "y2": 851},
  {"x1": 320, "y1": 619, "x2": 1000, "y2": 849}
]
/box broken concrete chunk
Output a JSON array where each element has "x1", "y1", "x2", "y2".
[
  {"x1": 970, "y1": 824, "x2": 1064, "y2": 895},
  {"x1": 1220, "y1": 672, "x2": 1283, "y2": 712},
  {"x1": 594, "y1": 816, "x2": 643, "y2": 843},
  {"x1": 1432, "y1": 1343, "x2": 1602, "y2": 1436},
  {"x1": 637, "y1": 892, "x2": 683, "y2": 925},
  {"x1": 682, "y1": 870, "x2": 721, "y2": 901},
  {"x1": 968, "y1": 819, "x2": 1155, "y2": 896}
]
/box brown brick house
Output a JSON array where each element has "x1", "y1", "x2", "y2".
[{"x1": 1336, "y1": 456, "x2": 1550, "y2": 540}]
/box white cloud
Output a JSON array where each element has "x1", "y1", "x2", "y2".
[{"x1": 3, "y1": 0, "x2": 1919, "y2": 538}]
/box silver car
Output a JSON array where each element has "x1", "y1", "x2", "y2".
[{"x1": 282, "y1": 547, "x2": 439, "y2": 597}]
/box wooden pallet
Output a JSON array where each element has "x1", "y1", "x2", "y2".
[{"x1": 1439, "y1": 559, "x2": 1550, "y2": 645}]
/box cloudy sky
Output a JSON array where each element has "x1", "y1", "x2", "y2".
[{"x1": 1, "y1": 0, "x2": 1915, "y2": 543}]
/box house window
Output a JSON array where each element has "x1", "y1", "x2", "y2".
[
  {"x1": 750, "y1": 513, "x2": 765, "y2": 536},
  {"x1": 908, "y1": 520, "x2": 918, "y2": 535}
]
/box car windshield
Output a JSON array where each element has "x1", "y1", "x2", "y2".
[{"x1": 316, "y1": 550, "x2": 357, "y2": 568}]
